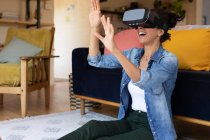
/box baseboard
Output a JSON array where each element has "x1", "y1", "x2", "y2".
[
  {"x1": 74, "y1": 94, "x2": 120, "y2": 107},
  {"x1": 174, "y1": 115, "x2": 210, "y2": 127}
]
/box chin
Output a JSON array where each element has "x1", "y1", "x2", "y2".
[{"x1": 139, "y1": 39, "x2": 146, "y2": 45}]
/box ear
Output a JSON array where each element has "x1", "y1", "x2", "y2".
[{"x1": 158, "y1": 29, "x2": 164, "y2": 36}]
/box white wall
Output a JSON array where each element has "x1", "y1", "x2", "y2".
[{"x1": 54, "y1": 0, "x2": 90, "y2": 79}]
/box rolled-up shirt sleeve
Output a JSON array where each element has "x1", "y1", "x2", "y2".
[
  {"x1": 87, "y1": 52, "x2": 122, "y2": 68},
  {"x1": 87, "y1": 53, "x2": 102, "y2": 66},
  {"x1": 133, "y1": 70, "x2": 151, "y2": 88}
]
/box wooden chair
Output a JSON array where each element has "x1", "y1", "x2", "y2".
[{"x1": 0, "y1": 27, "x2": 55, "y2": 117}]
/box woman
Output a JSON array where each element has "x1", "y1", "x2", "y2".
[{"x1": 59, "y1": 0, "x2": 180, "y2": 139}]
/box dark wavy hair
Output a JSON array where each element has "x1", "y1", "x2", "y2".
[{"x1": 152, "y1": 9, "x2": 181, "y2": 43}]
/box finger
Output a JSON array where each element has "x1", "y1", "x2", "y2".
[
  {"x1": 107, "y1": 17, "x2": 112, "y2": 34},
  {"x1": 92, "y1": 0, "x2": 96, "y2": 11},
  {"x1": 107, "y1": 17, "x2": 110, "y2": 26},
  {"x1": 101, "y1": 15, "x2": 106, "y2": 26},
  {"x1": 94, "y1": 32, "x2": 104, "y2": 41},
  {"x1": 101, "y1": 15, "x2": 107, "y2": 31},
  {"x1": 110, "y1": 24, "x2": 115, "y2": 37},
  {"x1": 96, "y1": 0, "x2": 101, "y2": 11},
  {"x1": 90, "y1": 0, "x2": 93, "y2": 11}
]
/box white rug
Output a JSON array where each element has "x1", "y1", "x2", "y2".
[{"x1": 0, "y1": 110, "x2": 116, "y2": 140}]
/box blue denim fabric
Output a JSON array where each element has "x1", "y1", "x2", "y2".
[{"x1": 87, "y1": 46, "x2": 178, "y2": 140}]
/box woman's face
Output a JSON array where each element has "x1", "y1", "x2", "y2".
[{"x1": 137, "y1": 26, "x2": 164, "y2": 45}]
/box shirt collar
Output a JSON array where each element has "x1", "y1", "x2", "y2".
[
  {"x1": 134, "y1": 45, "x2": 164, "y2": 63},
  {"x1": 150, "y1": 45, "x2": 164, "y2": 62}
]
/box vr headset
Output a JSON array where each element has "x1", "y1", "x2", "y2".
[{"x1": 122, "y1": 8, "x2": 168, "y2": 30}]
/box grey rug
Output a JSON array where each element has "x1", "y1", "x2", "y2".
[
  {"x1": 0, "y1": 110, "x2": 197, "y2": 140},
  {"x1": 0, "y1": 110, "x2": 116, "y2": 140}
]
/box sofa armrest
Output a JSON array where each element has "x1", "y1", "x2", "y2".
[
  {"x1": 72, "y1": 48, "x2": 91, "y2": 93},
  {"x1": 72, "y1": 47, "x2": 104, "y2": 73},
  {"x1": 72, "y1": 48, "x2": 90, "y2": 74}
]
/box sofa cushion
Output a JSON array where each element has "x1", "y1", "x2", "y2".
[
  {"x1": 0, "y1": 37, "x2": 42, "y2": 63},
  {"x1": 173, "y1": 25, "x2": 210, "y2": 30},
  {"x1": 104, "y1": 29, "x2": 143, "y2": 54},
  {"x1": 163, "y1": 29, "x2": 210, "y2": 71}
]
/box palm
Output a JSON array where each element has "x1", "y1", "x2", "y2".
[
  {"x1": 89, "y1": 0, "x2": 101, "y2": 28},
  {"x1": 94, "y1": 16, "x2": 116, "y2": 53},
  {"x1": 89, "y1": 11, "x2": 101, "y2": 28},
  {"x1": 101, "y1": 31, "x2": 114, "y2": 51}
]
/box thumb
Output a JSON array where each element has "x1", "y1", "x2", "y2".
[{"x1": 94, "y1": 32, "x2": 104, "y2": 41}]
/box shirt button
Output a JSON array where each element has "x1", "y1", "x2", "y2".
[
  {"x1": 123, "y1": 84, "x2": 125, "y2": 86},
  {"x1": 149, "y1": 119, "x2": 152, "y2": 122}
]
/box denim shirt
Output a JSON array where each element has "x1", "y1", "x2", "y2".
[{"x1": 87, "y1": 46, "x2": 178, "y2": 140}]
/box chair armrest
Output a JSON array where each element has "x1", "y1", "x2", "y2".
[
  {"x1": 20, "y1": 55, "x2": 59, "y2": 60},
  {"x1": 20, "y1": 55, "x2": 59, "y2": 85}
]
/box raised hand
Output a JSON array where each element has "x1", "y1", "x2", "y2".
[
  {"x1": 94, "y1": 15, "x2": 117, "y2": 53},
  {"x1": 89, "y1": 0, "x2": 101, "y2": 29}
]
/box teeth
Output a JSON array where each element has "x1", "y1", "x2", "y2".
[{"x1": 139, "y1": 31, "x2": 146, "y2": 36}]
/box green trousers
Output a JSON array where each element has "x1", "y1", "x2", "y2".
[{"x1": 59, "y1": 110, "x2": 154, "y2": 140}]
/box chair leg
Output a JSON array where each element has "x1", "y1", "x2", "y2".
[
  {"x1": 45, "y1": 86, "x2": 50, "y2": 108},
  {"x1": 0, "y1": 94, "x2": 3, "y2": 106},
  {"x1": 20, "y1": 91, "x2": 27, "y2": 117},
  {"x1": 80, "y1": 99, "x2": 85, "y2": 115}
]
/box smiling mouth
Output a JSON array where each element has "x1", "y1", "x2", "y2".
[{"x1": 138, "y1": 31, "x2": 146, "y2": 36}]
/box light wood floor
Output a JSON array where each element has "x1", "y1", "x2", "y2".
[
  {"x1": 0, "y1": 80, "x2": 70, "y2": 120},
  {"x1": 1, "y1": 81, "x2": 210, "y2": 139}
]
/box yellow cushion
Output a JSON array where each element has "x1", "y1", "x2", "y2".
[
  {"x1": 163, "y1": 29, "x2": 210, "y2": 71},
  {"x1": 4, "y1": 27, "x2": 53, "y2": 56},
  {"x1": 0, "y1": 63, "x2": 20, "y2": 86},
  {"x1": 0, "y1": 63, "x2": 46, "y2": 86}
]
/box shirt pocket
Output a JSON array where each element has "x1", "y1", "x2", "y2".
[{"x1": 152, "y1": 85, "x2": 164, "y2": 95}]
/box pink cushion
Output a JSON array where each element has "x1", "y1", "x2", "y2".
[{"x1": 104, "y1": 29, "x2": 143, "y2": 54}]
